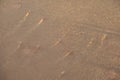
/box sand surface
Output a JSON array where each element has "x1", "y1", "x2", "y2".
[{"x1": 0, "y1": 0, "x2": 120, "y2": 80}]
